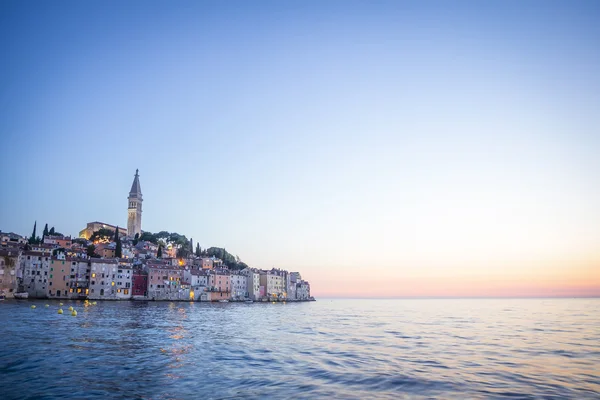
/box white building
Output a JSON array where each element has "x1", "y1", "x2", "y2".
[
  {"x1": 259, "y1": 269, "x2": 286, "y2": 300},
  {"x1": 230, "y1": 272, "x2": 248, "y2": 300},
  {"x1": 115, "y1": 263, "x2": 133, "y2": 299},
  {"x1": 296, "y1": 281, "x2": 311, "y2": 300},
  {"x1": 184, "y1": 269, "x2": 208, "y2": 301},
  {"x1": 241, "y1": 268, "x2": 261, "y2": 301}
]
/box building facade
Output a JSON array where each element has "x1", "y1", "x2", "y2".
[
  {"x1": 0, "y1": 249, "x2": 20, "y2": 297},
  {"x1": 20, "y1": 251, "x2": 50, "y2": 298},
  {"x1": 88, "y1": 259, "x2": 119, "y2": 300},
  {"x1": 79, "y1": 222, "x2": 127, "y2": 240},
  {"x1": 230, "y1": 273, "x2": 248, "y2": 300}
]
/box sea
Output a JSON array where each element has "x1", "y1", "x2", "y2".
[{"x1": 0, "y1": 298, "x2": 598, "y2": 399}]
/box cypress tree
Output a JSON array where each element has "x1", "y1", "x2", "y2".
[
  {"x1": 115, "y1": 238, "x2": 122, "y2": 258},
  {"x1": 29, "y1": 221, "x2": 37, "y2": 244},
  {"x1": 49, "y1": 226, "x2": 55, "y2": 235},
  {"x1": 195, "y1": 243, "x2": 201, "y2": 257},
  {"x1": 157, "y1": 245, "x2": 163, "y2": 258},
  {"x1": 114, "y1": 226, "x2": 120, "y2": 242},
  {"x1": 43, "y1": 223, "x2": 49, "y2": 237}
]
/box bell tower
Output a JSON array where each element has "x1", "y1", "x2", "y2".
[{"x1": 127, "y1": 169, "x2": 143, "y2": 237}]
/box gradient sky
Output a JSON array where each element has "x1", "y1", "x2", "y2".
[{"x1": 1, "y1": 1, "x2": 599, "y2": 297}]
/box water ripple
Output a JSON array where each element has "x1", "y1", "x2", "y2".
[{"x1": 1, "y1": 298, "x2": 599, "y2": 399}]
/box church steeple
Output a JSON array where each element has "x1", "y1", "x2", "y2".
[
  {"x1": 129, "y1": 169, "x2": 142, "y2": 199},
  {"x1": 127, "y1": 169, "x2": 143, "y2": 237}
]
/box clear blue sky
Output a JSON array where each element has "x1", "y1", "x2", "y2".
[{"x1": 1, "y1": 1, "x2": 599, "y2": 296}]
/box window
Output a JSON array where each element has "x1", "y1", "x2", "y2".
[
  {"x1": 91, "y1": 281, "x2": 95, "y2": 285},
  {"x1": 124, "y1": 289, "x2": 129, "y2": 295}
]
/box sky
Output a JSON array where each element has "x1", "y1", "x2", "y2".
[{"x1": 1, "y1": 1, "x2": 599, "y2": 298}]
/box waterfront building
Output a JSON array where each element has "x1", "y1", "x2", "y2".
[
  {"x1": 240, "y1": 268, "x2": 261, "y2": 301},
  {"x1": 0, "y1": 248, "x2": 20, "y2": 297},
  {"x1": 20, "y1": 251, "x2": 50, "y2": 298},
  {"x1": 288, "y1": 272, "x2": 300, "y2": 300},
  {"x1": 183, "y1": 269, "x2": 208, "y2": 300},
  {"x1": 115, "y1": 262, "x2": 133, "y2": 299},
  {"x1": 207, "y1": 270, "x2": 231, "y2": 301},
  {"x1": 79, "y1": 222, "x2": 127, "y2": 240},
  {"x1": 147, "y1": 262, "x2": 188, "y2": 300},
  {"x1": 127, "y1": 169, "x2": 143, "y2": 237},
  {"x1": 230, "y1": 272, "x2": 248, "y2": 300},
  {"x1": 70, "y1": 258, "x2": 91, "y2": 298},
  {"x1": 88, "y1": 259, "x2": 119, "y2": 300},
  {"x1": 132, "y1": 269, "x2": 148, "y2": 298},
  {"x1": 296, "y1": 280, "x2": 311, "y2": 300},
  {"x1": 47, "y1": 256, "x2": 88, "y2": 299},
  {"x1": 259, "y1": 269, "x2": 286, "y2": 300}
]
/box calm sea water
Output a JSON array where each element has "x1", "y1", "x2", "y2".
[{"x1": 0, "y1": 298, "x2": 598, "y2": 399}]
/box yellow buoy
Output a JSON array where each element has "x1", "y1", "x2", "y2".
[
  {"x1": 92, "y1": 302, "x2": 97, "y2": 305},
  {"x1": 45, "y1": 304, "x2": 49, "y2": 307},
  {"x1": 71, "y1": 310, "x2": 77, "y2": 316},
  {"x1": 31, "y1": 305, "x2": 36, "y2": 309},
  {"x1": 58, "y1": 309, "x2": 63, "y2": 314},
  {"x1": 68, "y1": 306, "x2": 73, "y2": 311},
  {"x1": 59, "y1": 303, "x2": 63, "y2": 306}
]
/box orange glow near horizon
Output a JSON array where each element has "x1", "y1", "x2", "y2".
[{"x1": 300, "y1": 255, "x2": 600, "y2": 298}]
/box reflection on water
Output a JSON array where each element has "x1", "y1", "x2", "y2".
[{"x1": 1, "y1": 298, "x2": 599, "y2": 399}]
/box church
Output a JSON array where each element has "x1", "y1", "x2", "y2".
[
  {"x1": 127, "y1": 169, "x2": 143, "y2": 237},
  {"x1": 79, "y1": 169, "x2": 143, "y2": 239}
]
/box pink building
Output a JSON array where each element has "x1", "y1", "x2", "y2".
[{"x1": 207, "y1": 271, "x2": 230, "y2": 301}]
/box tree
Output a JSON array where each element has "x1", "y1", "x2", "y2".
[
  {"x1": 90, "y1": 228, "x2": 115, "y2": 243},
  {"x1": 43, "y1": 223, "x2": 49, "y2": 238},
  {"x1": 195, "y1": 243, "x2": 201, "y2": 257},
  {"x1": 176, "y1": 247, "x2": 190, "y2": 259},
  {"x1": 86, "y1": 244, "x2": 96, "y2": 258},
  {"x1": 115, "y1": 238, "x2": 122, "y2": 258},
  {"x1": 49, "y1": 226, "x2": 55, "y2": 235},
  {"x1": 114, "y1": 226, "x2": 120, "y2": 242},
  {"x1": 29, "y1": 221, "x2": 37, "y2": 244},
  {"x1": 138, "y1": 231, "x2": 159, "y2": 244},
  {"x1": 157, "y1": 244, "x2": 163, "y2": 258},
  {"x1": 190, "y1": 238, "x2": 194, "y2": 252}
]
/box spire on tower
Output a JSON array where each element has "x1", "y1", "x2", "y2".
[{"x1": 129, "y1": 169, "x2": 142, "y2": 199}]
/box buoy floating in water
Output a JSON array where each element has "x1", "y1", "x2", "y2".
[
  {"x1": 68, "y1": 306, "x2": 73, "y2": 311},
  {"x1": 58, "y1": 308, "x2": 63, "y2": 314},
  {"x1": 71, "y1": 310, "x2": 77, "y2": 316},
  {"x1": 59, "y1": 303, "x2": 63, "y2": 306},
  {"x1": 45, "y1": 304, "x2": 49, "y2": 307},
  {"x1": 31, "y1": 305, "x2": 36, "y2": 309},
  {"x1": 92, "y1": 302, "x2": 97, "y2": 305}
]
